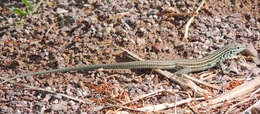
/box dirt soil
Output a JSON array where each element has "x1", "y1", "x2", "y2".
[{"x1": 0, "y1": 0, "x2": 259, "y2": 113}]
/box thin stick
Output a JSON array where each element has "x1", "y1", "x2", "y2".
[
  {"x1": 45, "y1": 23, "x2": 56, "y2": 36},
  {"x1": 137, "y1": 97, "x2": 205, "y2": 112},
  {"x1": 242, "y1": 95, "x2": 260, "y2": 114},
  {"x1": 183, "y1": 74, "x2": 221, "y2": 90},
  {"x1": 208, "y1": 76, "x2": 260, "y2": 105},
  {"x1": 122, "y1": 88, "x2": 166, "y2": 105},
  {"x1": 225, "y1": 97, "x2": 256, "y2": 114},
  {"x1": 104, "y1": 103, "x2": 145, "y2": 112},
  {"x1": 0, "y1": 77, "x2": 93, "y2": 104},
  {"x1": 183, "y1": 0, "x2": 206, "y2": 42}
]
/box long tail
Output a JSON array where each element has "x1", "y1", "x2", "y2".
[{"x1": 1, "y1": 60, "x2": 176, "y2": 84}]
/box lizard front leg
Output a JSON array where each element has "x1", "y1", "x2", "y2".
[{"x1": 219, "y1": 60, "x2": 230, "y2": 74}]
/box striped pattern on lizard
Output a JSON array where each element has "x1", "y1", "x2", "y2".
[{"x1": 1, "y1": 42, "x2": 246, "y2": 84}]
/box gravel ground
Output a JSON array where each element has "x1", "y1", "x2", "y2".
[{"x1": 0, "y1": 0, "x2": 259, "y2": 113}]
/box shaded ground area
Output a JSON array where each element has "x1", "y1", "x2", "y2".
[{"x1": 0, "y1": 0, "x2": 259, "y2": 113}]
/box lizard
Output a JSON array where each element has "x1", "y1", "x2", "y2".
[{"x1": 1, "y1": 42, "x2": 246, "y2": 84}]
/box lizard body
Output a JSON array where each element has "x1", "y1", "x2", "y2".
[{"x1": 1, "y1": 43, "x2": 246, "y2": 84}]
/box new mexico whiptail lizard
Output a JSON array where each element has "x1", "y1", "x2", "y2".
[{"x1": 1, "y1": 42, "x2": 246, "y2": 84}]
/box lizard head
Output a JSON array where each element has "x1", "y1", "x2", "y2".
[{"x1": 221, "y1": 43, "x2": 246, "y2": 60}]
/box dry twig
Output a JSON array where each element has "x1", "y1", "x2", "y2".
[
  {"x1": 225, "y1": 96, "x2": 258, "y2": 114},
  {"x1": 122, "y1": 88, "x2": 166, "y2": 105},
  {"x1": 137, "y1": 97, "x2": 205, "y2": 112},
  {"x1": 183, "y1": 74, "x2": 221, "y2": 90},
  {"x1": 0, "y1": 77, "x2": 93, "y2": 104},
  {"x1": 183, "y1": 0, "x2": 206, "y2": 42},
  {"x1": 208, "y1": 76, "x2": 260, "y2": 105},
  {"x1": 242, "y1": 96, "x2": 260, "y2": 114}
]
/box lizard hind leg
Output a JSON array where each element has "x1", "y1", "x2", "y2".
[
  {"x1": 171, "y1": 65, "x2": 190, "y2": 75},
  {"x1": 218, "y1": 60, "x2": 230, "y2": 74}
]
